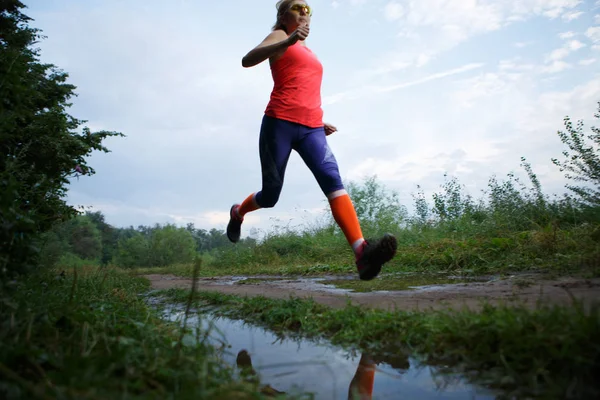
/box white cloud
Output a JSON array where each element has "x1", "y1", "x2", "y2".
[
  {"x1": 322, "y1": 90, "x2": 357, "y2": 106},
  {"x1": 375, "y1": 0, "x2": 582, "y2": 73},
  {"x1": 559, "y1": 31, "x2": 576, "y2": 39},
  {"x1": 519, "y1": 78, "x2": 600, "y2": 136},
  {"x1": 453, "y1": 73, "x2": 510, "y2": 108},
  {"x1": 323, "y1": 63, "x2": 484, "y2": 105},
  {"x1": 369, "y1": 59, "x2": 412, "y2": 75},
  {"x1": 394, "y1": 1, "x2": 582, "y2": 35},
  {"x1": 415, "y1": 53, "x2": 431, "y2": 67},
  {"x1": 567, "y1": 39, "x2": 586, "y2": 50},
  {"x1": 544, "y1": 39, "x2": 585, "y2": 66},
  {"x1": 452, "y1": 59, "x2": 540, "y2": 109},
  {"x1": 375, "y1": 63, "x2": 485, "y2": 93},
  {"x1": 540, "y1": 1, "x2": 582, "y2": 19},
  {"x1": 515, "y1": 41, "x2": 535, "y2": 48},
  {"x1": 410, "y1": 72, "x2": 600, "y2": 206},
  {"x1": 595, "y1": 14, "x2": 600, "y2": 24},
  {"x1": 586, "y1": 26, "x2": 600, "y2": 43},
  {"x1": 346, "y1": 148, "x2": 500, "y2": 185},
  {"x1": 72, "y1": 197, "x2": 263, "y2": 229},
  {"x1": 548, "y1": 47, "x2": 571, "y2": 61},
  {"x1": 384, "y1": 1, "x2": 404, "y2": 21},
  {"x1": 543, "y1": 60, "x2": 572, "y2": 73},
  {"x1": 579, "y1": 58, "x2": 597, "y2": 65},
  {"x1": 562, "y1": 10, "x2": 584, "y2": 21},
  {"x1": 499, "y1": 60, "x2": 536, "y2": 72}
]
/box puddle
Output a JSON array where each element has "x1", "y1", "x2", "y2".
[
  {"x1": 154, "y1": 300, "x2": 498, "y2": 400},
  {"x1": 320, "y1": 274, "x2": 492, "y2": 293},
  {"x1": 218, "y1": 273, "x2": 493, "y2": 294},
  {"x1": 223, "y1": 275, "x2": 359, "y2": 295}
]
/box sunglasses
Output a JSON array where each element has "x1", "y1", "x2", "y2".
[{"x1": 289, "y1": 3, "x2": 313, "y2": 16}]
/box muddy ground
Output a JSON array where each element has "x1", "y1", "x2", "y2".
[{"x1": 143, "y1": 273, "x2": 600, "y2": 311}]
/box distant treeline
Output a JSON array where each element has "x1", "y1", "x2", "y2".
[{"x1": 39, "y1": 211, "x2": 256, "y2": 268}]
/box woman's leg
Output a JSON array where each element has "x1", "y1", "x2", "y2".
[
  {"x1": 348, "y1": 353, "x2": 376, "y2": 400},
  {"x1": 227, "y1": 115, "x2": 294, "y2": 243},
  {"x1": 328, "y1": 189, "x2": 365, "y2": 252},
  {"x1": 294, "y1": 126, "x2": 365, "y2": 251},
  {"x1": 295, "y1": 126, "x2": 397, "y2": 280}
]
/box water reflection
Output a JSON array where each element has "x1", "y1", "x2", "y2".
[
  {"x1": 237, "y1": 350, "x2": 403, "y2": 399},
  {"x1": 156, "y1": 301, "x2": 496, "y2": 399},
  {"x1": 347, "y1": 353, "x2": 377, "y2": 400}
]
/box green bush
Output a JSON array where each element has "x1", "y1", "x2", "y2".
[{"x1": 115, "y1": 224, "x2": 197, "y2": 268}]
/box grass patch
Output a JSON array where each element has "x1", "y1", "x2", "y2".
[
  {"x1": 200, "y1": 221, "x2": 600, "y2": 277},
  {"x1": 0, "y1": 267, "x2": 299, "y2": 399},
  {"x1": 127, "y1": 223, "x2": 600, "y2": 279},
  {"x1": 160, "y1": 288, "x2": 600, "y2": 399},
  {"x1": 130, "y1": 260, "x2": 356, "y2": 279}
]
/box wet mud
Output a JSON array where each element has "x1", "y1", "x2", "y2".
[{"x1": 144, "y1": 273, "x2": 600, "y2": 311}]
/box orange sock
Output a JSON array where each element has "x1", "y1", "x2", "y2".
[
  {"x1": 357, "y1": 361, "x2": 375, "y2": 397},
  {"x1": 329, "y1": 194, "x2": 364, "y2": 251},
  {"x1": 238, "y1": 193, "x2": 260, "y2": 217},
  {"x1": 349, "y1": 355, "x2": 375, "y2": 399}
]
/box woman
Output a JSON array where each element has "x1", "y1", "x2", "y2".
[{"x1": 226, "y1": 0, "x2": 397, "y2": 281}]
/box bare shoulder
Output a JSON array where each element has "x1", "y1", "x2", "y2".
[
  {"x1": 258, "y1": 29, "x2": 289, "y2": 46},
  {"x1": 261, "y1": 29, "x2": 290, "y2": 63}
]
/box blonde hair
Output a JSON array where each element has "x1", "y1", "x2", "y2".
[{"x1": 272, "y1": 0, "x2": 297, "y2": 32}]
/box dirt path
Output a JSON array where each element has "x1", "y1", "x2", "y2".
[{"x1": 143, "y1": 273, "x2": 600, "y2": 311}]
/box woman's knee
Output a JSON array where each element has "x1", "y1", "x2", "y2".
[
  {"x1": 326, "y1": 189, "x2": 347, "y2": 200},
  {"x1": 256, "y1": 188, "x2": 282, "y2": 208},
  {"x1": 319, "y1": 169, "x2": 344, "y2": 196}
]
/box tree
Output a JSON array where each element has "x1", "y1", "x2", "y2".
[
  {"x1": 411, "y1": 185, "x2": 430, "y2": 225},
  {"x1": 148, "y1": 224, "x2": 196, "y2": 266},
  {"x1": 66, "y1": 215, "x2": 103, "y2": 260},
  {"x1": 431, "y1": 174, "x2": 476, "y2": 222},
  {"x1": 114, "y1": 224, "x2": 197, "y2": 268},
  {"x1": 115, "y1": 233, "x2": 150, "y2": 268},
  {"x1": 0, "y1": 1, "x2": 124, "y2": 277},
  {"x1": 552, "y1": 102, "x2": 600, "y2": 208},
  {"x1": 86, "y1": 211, "x2": 118, "y2": 264}
]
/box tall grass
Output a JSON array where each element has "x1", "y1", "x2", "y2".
[
  {"x1": 0, "y1": 267, "x2": 291, "y2": 399},
  {"x1": 153, "y1": 168, "x2": 600, "y2": 278}
]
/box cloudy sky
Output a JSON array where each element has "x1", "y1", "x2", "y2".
[{"x1": 24, "y1": 0, "x2": 600, "y2": 236}]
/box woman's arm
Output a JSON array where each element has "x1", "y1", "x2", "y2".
[
  {"x1": 241, "y1": 30, "x2": 291, "y2": 68},
  {"x1": 242, "y1": 24, "x2": 308, "y2": 67}
]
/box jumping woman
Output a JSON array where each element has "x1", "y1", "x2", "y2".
[{"x1": 226, "y1": 0, "x2": 397, "y2": 281}]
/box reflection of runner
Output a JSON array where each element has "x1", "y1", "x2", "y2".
[
  {"x1": 225, "y1": 0, "x2": 397, "y2": 281},
  {"x1": 236, "y1": 349, "x2": 287, "y2": 397},
  {"x1": 235, "y1": 349, "x2": 378, "y2": 399},
  {"x1": 348, "y1": 353, "x2": 376, "y2": 400}
]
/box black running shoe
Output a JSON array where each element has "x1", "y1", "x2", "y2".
[
  {"x1": 355, "y1": 233, "x2": 398, "y2": 281},
  {"x1": 226, "y1": 204, "x2": 243, "y2": 243}
]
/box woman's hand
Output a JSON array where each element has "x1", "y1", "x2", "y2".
[
  {"x1": 287, "y1": 23, "x2": 310, "y2": 45},
  {"x1": 324, "y1": 123, "x2": 337, "y2": 136}
]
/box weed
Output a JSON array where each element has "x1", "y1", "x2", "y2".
[{"x1": 0, "y1": 267, "x2": 297, "y2": 399}]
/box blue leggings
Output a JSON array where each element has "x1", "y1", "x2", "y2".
[{"x1": 254, "y1": 115, "x2": 345, "y2": 208}]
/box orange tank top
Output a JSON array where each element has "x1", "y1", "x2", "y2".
[{"x1": 264, "y1": 42, "x2": 324, "y2": 128}]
